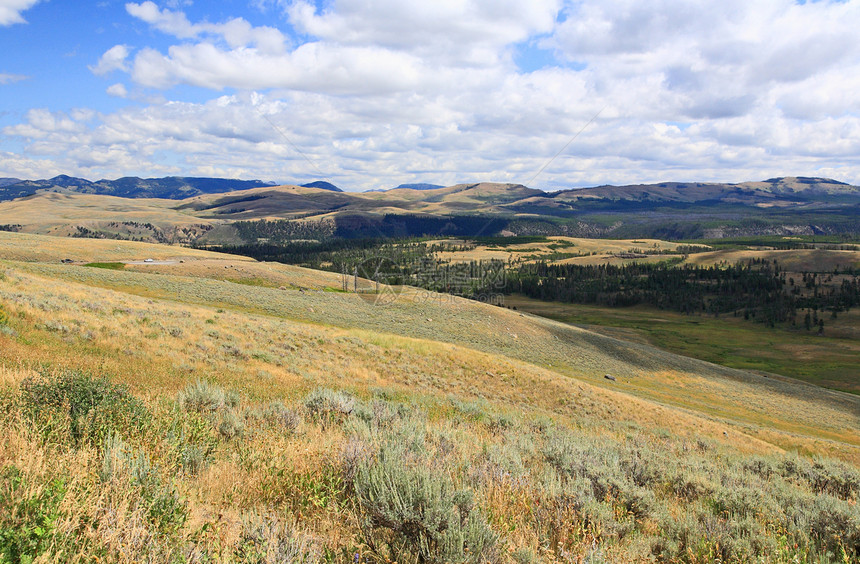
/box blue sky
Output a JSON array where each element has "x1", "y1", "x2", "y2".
[{"x1": 2, "y1": 0, "x2": 860, "y2": 191}]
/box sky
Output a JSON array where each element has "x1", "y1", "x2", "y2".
[{"x1": 1, "y1": 0, "x2": 859, "y2": 191}]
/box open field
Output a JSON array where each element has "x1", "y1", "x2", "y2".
[
  {"x1": 0, "y1": 231, "x2": 246, "y2": 263},
  {"x1": 1, "y1": 232, "x2": 859, "y2": 562},
  {"x1": 504, "y1": 295, "x2": 860, "y2": 395},
  {"x1": 684, "y1": 248, "x2": 860, "y2": 270},
  {"x1": 434, "y1": 236, "x2": 690, "y2": 264}
]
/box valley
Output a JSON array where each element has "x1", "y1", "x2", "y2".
[{"x1": 1, "y1": 178, "x2": 859, "y2": 562}]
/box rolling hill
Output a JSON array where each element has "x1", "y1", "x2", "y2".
[
  {"x1": 0, "y1": 175, "x2": 277, "y2": 201},
  {"x1": 0, "y1": 176, "x2": 858, "y2": 243},
  {"x1": 0, "y1": 231, "x2": 858, "y2": 561}
]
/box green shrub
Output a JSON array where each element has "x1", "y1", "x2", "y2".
[
  {"x1": 177, "y1": 379, "x2": 230, "y2": 413},
  {"x1": 164, "y1": 408, "x2": 218, "y2": 475},
  {"x1": 804, "y1": 458, "x2": 860, "y2": 501},
  {"x1": 218, "y1": 410, "x2": 245, "y2": 439},
  {"x1": 804, "y1": 494, "x2": 860, "y2": 557},
  {"x1": 511, "y1": 546, "x2": 538, "y2": 564},
  {"x1": 20, "y1": 371, "x2": 150, "y2": 447},
  {"x1": 95, "y1": 431, "x2": 186, "y2": 536},
  {"x1": 354, "y1": 445, "x2": 498, "y2": 563},
  {"x1": 99, "y1": 432, "x2": 156, "y2": 486},
  {"x1": 304, "y1": 388, "x2": 371, "y2": 427},
  {"x1": 144, "y1": 483, "x2": 187, "y2": 537},
  {"x1": 253, "y1": 401, "x2": 301, "y2": 433},
  {"x1": 0, "y1": 465, "x2": 66, "y2": 563},
  {"x1": 235, "y1": 512, "x2": 320, "y2": 563}
]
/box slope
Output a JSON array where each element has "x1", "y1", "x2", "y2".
[
  {"x1": 2, "y1": 232, "x2": 857, "y2": 463},
  {"x1": 2, "y1": 232, "x2": 860, "y2": 562}
]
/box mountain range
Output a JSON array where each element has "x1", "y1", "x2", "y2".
[
  {"x1": 0, "y1": 175, "x2": 278, "y2": 200},
  {"x1": 0, "y1": 175, "x2": 857, "y2": 243}
]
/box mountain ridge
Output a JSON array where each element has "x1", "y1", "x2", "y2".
[
  {"x1": 0, "y1": 175, "x2": 277, "y2": 200},
  {"x1": 1, "y1": 175, "x2": 857, "y2": 242}
]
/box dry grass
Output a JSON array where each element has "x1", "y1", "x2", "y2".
[
  {"x1": 684, "y1": 248, "x2": 860, "y2": 270},
  {"x1": 1, "y1": 233, "x2": 858, "y2": 463},
  {"x1": 0, "y1": 231, "x2": 248, "y2": 264},
  {"x1": 0, "y1": 191, "x2": 217, "y2": 238},
  {"x1": 1, "y1": 233, "x2": 859, "y2": 561},
  {"x1": 435, "y1": 236, "x2": 690, "y2": 264}
]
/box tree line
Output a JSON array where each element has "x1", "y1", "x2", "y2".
[{"x1": 474, "y1": 259, "x2": 860, "y2": 329}]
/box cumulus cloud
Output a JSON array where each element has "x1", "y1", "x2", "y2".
[
  {"x1": 7, "y1": 87, "x2": 860, "y2": 189},
  {"x1": 7, "y1": 0, "x2": 860, "y2": 187},
  {"x1": 90, "y1": 45, "x2": 131, "y2": 76},
  {"x1": 106, "y1": 83, "x2": 128, "y2": 97},
  {"x1": 126, "y1": 1, "x2": 287, "y2": 53},
  {"x1": 288, "y1": 0, "x2": 560, "y2": 64},
  {"x1": 550, "y1": 0, "x2": 860, "y2": 122},
  {"x1": 130, "y1": 42, "x2": 428, "y2": 93},
  {"x1": 0, "y1": 0, "x2": 39, "y2": 26}
]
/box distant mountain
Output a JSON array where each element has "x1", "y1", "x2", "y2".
[
  {"x1": 0, "y1": 176, "x2": 276, "y2": 201},
  {"x1": 1, "y1": 175, "x2": 857, "y2": 242},
  {"x1": 300, "y1": 181, "x2": 343, "y2": 192},
  {"x1": 392, "y1": 183, "x2": 444, "y2": 191},
  {"x1": 536, "y1": 176, "x2": 860, "y2": 205},
  {"x1": 0, "y1": 178, "x2": 22, "y2": 187}
]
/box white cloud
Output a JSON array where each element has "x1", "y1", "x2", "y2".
[
  {"x1": 8, "y1": 1, "x2": 860, "y2": 187},
  {"x1": 126, "y1": 1, "x2": 196, "y2": 38},
  {"x1": 287, "y1": 0, "x2": 560, "y2": 64},
  {"x1": 106, "y1": 83, "x2": 128, "y2": 97},
  {"x1": 90, "y1": 45, "x2": 131, "y2": 76},
  {"x1": 130, "y1": 42, "x2": 429, "y2": 93},
  {"x1": 6, "y1": 87, "x2": 860, "y2": 189},
  {"x1": 0, "y1": 0, "x2": 39, "y2": 26},
  {"x1": 550, "y1": 0, "x2": 860, "y2": 123},
  {"x1": 0, "y1": 72, "x2": 28, "y2": 84},
  {"x1": 125, "y1": 1, "x2": 287, "y2": 53}
]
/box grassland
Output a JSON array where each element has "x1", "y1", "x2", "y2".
[
  {"x1": 504, "y1": 296, "x2": 860, "y2": 395},
  {"x1": 683, "y1": 248, "x2": 860, "y2": 271},
  {"x1": 434, "y1": 236, "x2": 690, "y2": 265},
  {"x1": 1, "y1": 232, "x2": 859, "y2": 562}
]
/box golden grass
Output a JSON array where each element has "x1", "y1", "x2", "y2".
[
  {"x1": 0, "y1": 230, "x2": 251, "y2": 264},
  {"x1": 684, "y1": 248, "x2": 860, "y2": 270},
  {"x1": 0, "y1": 191, "x2": 217, "y2": 238},
  {"x1": 1, "y1": 233, "x2": 858, "y2": 464},
  {"x1": 2, "y1": 232, "x2": 859, "y2": 562},
  {"x1": 435, "y1": 236, "x2": 690, "y2": 264}
]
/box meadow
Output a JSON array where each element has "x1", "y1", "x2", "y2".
[
  {"x1": 503, "y1": 296, "x2": 860, "y2": 395},
  {"x1": 0, "y1": 231, "x2": 858, "y2": 563}
]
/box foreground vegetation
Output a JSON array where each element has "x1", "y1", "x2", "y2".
[
  {"x1": 2, "y1": 371, "x2": 859, "y2": 563},
  {"x1": 1, "y1": 232, "x2": 859, "y2": 562}
]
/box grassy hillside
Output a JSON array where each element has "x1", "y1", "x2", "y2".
[
  {"x1": 505, "y1": 296, "x2": 860, "y2": 395},
  {"x1": 2, "y1": 177, "x2": 859, "y2": 246},
  {"x1": 1, "y1": 233, "x2": 859, "y2": 562}
]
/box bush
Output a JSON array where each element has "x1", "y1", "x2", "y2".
[
  {"x1": 258, "y1": 401, "x2": 301, "y2": 432},
  {"x1": 354, "y1": 445, "x2": 498, "y2": 563},
  {"x1": 235, "y1": 512, "x2": 320, "y2": 563},
  {"x1": 218, "y1": 410, "x2": 245, "y2": 439},
  {"x1": 304, "y1": 388, "x2": 371, "y2": 427},
  {"x1": 0, "y1": 465, "x2": 66, "y2": 563},
  {"x1": 96, "y1": 432, "x2": 187, "y2": 536},
  {"x1": 164, "y1": 409, "x2": 218, "y2": 475},
  {"x1": 20, "y1": 371, "x2": 150, "y2": 447},
  {"x1": 805, "y1": 494, "x2": 860, "y2": 556},
  {"x1": 99, "y1": 432, "x2": 152, "y2": 484},
  {"x1": 177, "y1": 379, "x2": 232, "y2": 413},
  {"x1": 805, "y1": 458, "x2": 860, "y2": 501}
]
